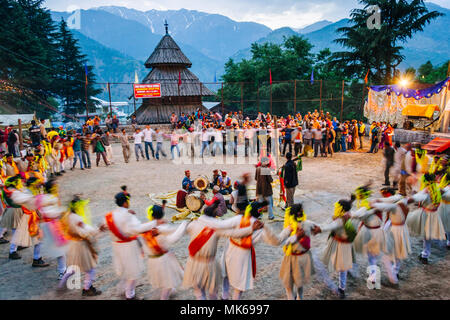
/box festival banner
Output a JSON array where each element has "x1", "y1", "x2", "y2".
[{"x1": 134, "y1": 83, "x2": 161, "y2": 98}]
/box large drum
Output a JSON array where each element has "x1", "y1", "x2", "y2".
[
  {"x1": 194, "y1": 175, "x2": 209, "y2": 191},
  {"x1": 186, "y1": 193, "x2": 204, "y2": 212}
]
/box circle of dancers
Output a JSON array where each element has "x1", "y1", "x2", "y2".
[{"x1": 0, "y1": 145, "x2": 448, "y2": 300}]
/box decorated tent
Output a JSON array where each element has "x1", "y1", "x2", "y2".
[{"x1": 364, "y1": 77, "x2": 450, "y2": 131}]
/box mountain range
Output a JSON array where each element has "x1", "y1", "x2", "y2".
[{"x1": 49, "y1": 2, "x2": 449, "y2": 101}]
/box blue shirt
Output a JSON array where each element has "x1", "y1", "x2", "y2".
[{"x1": 182, "y1": 176, "x2": 194, "y2": 190}]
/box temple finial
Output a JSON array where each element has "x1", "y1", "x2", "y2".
[{"x1": 164, "y1": 20, "x2": 168, "y2": 35}]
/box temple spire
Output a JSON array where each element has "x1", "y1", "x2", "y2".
[{"x1": 164, "y1": 20, "x2": 168, "y2": 35}]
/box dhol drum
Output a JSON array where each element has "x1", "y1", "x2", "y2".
[
  {"x1": 194, "y1": 175, "x2": 209, "y2": 191},
  {"x1": 186, "y1": 193, "x2": 205, "y2": 212}
]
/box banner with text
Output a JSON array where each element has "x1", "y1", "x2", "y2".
[{"x1": 134, "y1": 83, "x2": 161, "y2": 98}]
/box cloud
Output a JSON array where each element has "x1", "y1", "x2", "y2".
[{"x1": 43, "y1": 0, "x2": 449, "y2": 29}]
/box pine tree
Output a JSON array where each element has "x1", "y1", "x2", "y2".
[{"x1": 54, "y1": 19, "x2": 101, "y2": 116}]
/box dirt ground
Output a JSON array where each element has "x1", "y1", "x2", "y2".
[{"x1": 0, "y1": 139, "x2": 448, "y2": 300}]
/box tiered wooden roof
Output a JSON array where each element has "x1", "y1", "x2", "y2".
[{"x1": 134, "y1": 21, "x2": 213, "y2": 123}]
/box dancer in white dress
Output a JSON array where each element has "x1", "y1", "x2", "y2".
[
  {"x1": 143, "y1": 204, "x2": 188, "y2": 300},
  {"x1": 105, "y1": 186, "x2": 157, "y2": 300},
  {"x1": 183, "y1": 202, "x2": 264, "y2": 300},
  {"x1": 371, "y1": 188, "x2": 412, "y2": 285}
]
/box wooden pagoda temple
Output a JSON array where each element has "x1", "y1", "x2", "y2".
[{"x1": 133, "y1": 21, "x2": 214, "y2": 124}]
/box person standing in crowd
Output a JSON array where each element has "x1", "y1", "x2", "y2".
[
  {"x1": 72, "y1": 133, "x2": 84, "y2": 170},
  {"x1": 81, "y1": 133, "x2": 92, "y2": 169},
  {"x1": 368, "y1": 122, "x2": 380, "y2": 153},
  {"x1": 92, "y1": 133, "x2": 109, "y2": 167},
  {"x1": 112, "y1": 129, "x2": 132, "y2": 164},
  {"x1": 132, "y1": 128, "x2": 145, "y2": 162},
  {"x1": 102, "y1": 131, "x2": 114, "y2": 165},
  {"x1": 39, "y1": 119, "x2": 47, "y2": 140},
  {"x1": 312, "y1": 126, "x2": 322, "y2": 158},
  {"x1": 170, "y1": 112, "x2": 178, "y2": 130},
  {"x1": 130, "y1": 115, "x2": 138, "y2": 131},
  {"x1": 358, "y1": 121, "x2": 365, "y2": 150},
  {"x1": 28, "y1": 120, "x2": 42, "y2": 147},
  {"x1": 292, "y1": 125, "x2": 303, "y2": 157},
  {"x1": 112, "y1": 115, "x2": 120, "y2": 133},
  {"x1": 383, "y1": 141, "x2": 395, "y2": 186},
  {"x1": 142, "y1": 125, "x2": 156, "y2": 160},
  {"x1": 154, "y1": 128, "x2": 167, "y2": 160},
  {"x1": 255, "y1": 157, "x2": 274, "y2": 220},
  {"x1": 282, "y1": 125, "x2": 293, "y2": 156},
  {"x1": 105, "y1": 114, "x2": 113, "y2": 132},
  {"x1": 283, "y1": 152, "x2": 299, "y2": 208}
]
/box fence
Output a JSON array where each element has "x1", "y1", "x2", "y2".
[{"x1": 96, "y1": 79, "x2": 368, "y2": 123}]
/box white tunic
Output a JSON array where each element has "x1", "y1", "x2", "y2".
[
  {"x1": 372, "y1": 195, "x2": 411, "y2": 260},
  {"x1": 224, "y1": 215, "x2": 286, "y2": 292},
  {"x1": 10, "y1": 189, "x2": 40, "y2": 247},
  {"x1": 106, "y1": 207, "x2": 156, "y2": 280},
  {"x1": 143, "y1": 221, "x2": 188, "y2": 289},
  {"x1": 407, "y1": 190, "x2": 446, "y2": 240},
  {"x1": 183, "y1": 215, "x2": 253, "y2": 293}
]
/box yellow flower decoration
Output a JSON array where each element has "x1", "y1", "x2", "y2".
[
  {"x1": 333, "y1": 202, "x2": 346, "y2": 219},
  {"x1": 69, "y1": 199, "x2": 92, "y2": 225},
  {"x1": 147, "y1": 205, "x2": 154, "y2": 221}
]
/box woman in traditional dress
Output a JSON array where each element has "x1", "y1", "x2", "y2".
[
  {"x1": 280, "y1": 203, "x2": 317, "y2": 300},
  {"x1": 223, "y1": 201, "x2": 290, "y2": 300},
  {"x1": 351, "y1": 185, "x2": 393, "y2": 287},
  {"x1": 371, "y1": 188, "x2": 412, "y2": 285},
  {"x1": 313, "y1": 197, "x2": 358, "y2": 299},
  {"x1": 105, "y1": 186, "x2": 157, "y2": 300},
  {"x1": 59, "y1": 195, "x2": 106, "y2": 296},
  {"x1": 38, "y1": 178, "x2": 70, "y2": 279},
  {"x1": 10, "y1": 177, "x2": 49, "y2": 267},
  {"x1": 0, "y1": 175, "x2": 25, "y2": 260},
  {"x1": 406, "y1": 173, "x2": 446, "y2": 264},
  {"x1": 183, "y1": 201, "x2": 263, "y2": 300},
  {"x1": 143, "y1": 204, "x2": 188, "y2": 300}
]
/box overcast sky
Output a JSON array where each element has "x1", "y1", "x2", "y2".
[{"x1": 44, "y1": 0, "x2": 449, "y2": 30}]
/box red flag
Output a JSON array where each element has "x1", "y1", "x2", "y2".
[
  {"x1": 178, "y1": 71, "x2": 182, "y2": 86},
  {"x1": 269, "y1": 68, "x2": 272, "y2": 85},
  {"x1": 364, "y1": 69, "x2": 370, "y2": 84}
]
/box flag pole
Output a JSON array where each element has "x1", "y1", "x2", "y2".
[{"x1": 85, "y1": 81, "x2": 89, "y2": 120}]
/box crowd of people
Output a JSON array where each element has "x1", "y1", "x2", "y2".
[{"x1": 0, "y1": 110, "x2": 448, "y2": 301}]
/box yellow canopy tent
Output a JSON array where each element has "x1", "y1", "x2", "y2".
[{"x1": 401, "y1": 104, "x2": 440, "y2": 119}]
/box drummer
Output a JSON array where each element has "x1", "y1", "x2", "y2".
[
  {"x1": 182, "y1": 170, "x2": 196, "y2": 192},
  {"x1": 210, "y1": 169, "x2": 223, "y2": 190},
  {"x1": 220, "y1": 171, "x2": 232, "y2": 195},
  {"x1": 201, "y1": 186, "x2": 227, "y2": 217}
]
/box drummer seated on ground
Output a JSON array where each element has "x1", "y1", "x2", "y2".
[
  {"x1": 209, "y1": 169, "x2": 223, "y2": 190},
  {"x1": 220, "y1": 170, "x2": 232, "y2": 195},
  {"x1": 201, "y1": 186, "x2": 227, "y2": 217},
  {"x1": 176, "y1": 184, "x2": 189, "y2": 209},
  {"x1": 182, "y1": 170, "x2": 196, "y2": 192}
]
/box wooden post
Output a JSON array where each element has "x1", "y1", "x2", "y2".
[
  {"x1": 274, "y1": 115, "x2": 280, "y2": 169},
  {"x1": 257, "y1": 85, "x2": 260, "y2": 114},
  {"x1": 270, "y1": 83, "x2": 273, "y2": 115},
  {"x1": 132, "y1": 84, "x2": 136, "y2": 113},
  {"x1": 240, "y1": 82, "x2": 244, "y2": 114},
  {"x1": 18, "y1": 119, "x2": 23, "y2": 152},
  {"x1": 360, "y1": 83, "x2": 366, "y2": 121},
  {"x1": 340, "y1": 80, "x2": 345, "y2": 123},
  {"x1": 107, "y1": 82, "x2": 112, "y2": 115},
  {"x1": 85, "y1": 81, "x2": 89, "y2": 119},
  {"x1": 319, "y1": 80, "x2": 323, "y2": 112},
  {"x1": 293, "y1": 80, "x2": 297, "y2": 114},
  {"x1": 221, "y1": 82, "x2": 224, "y2": 116}
]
